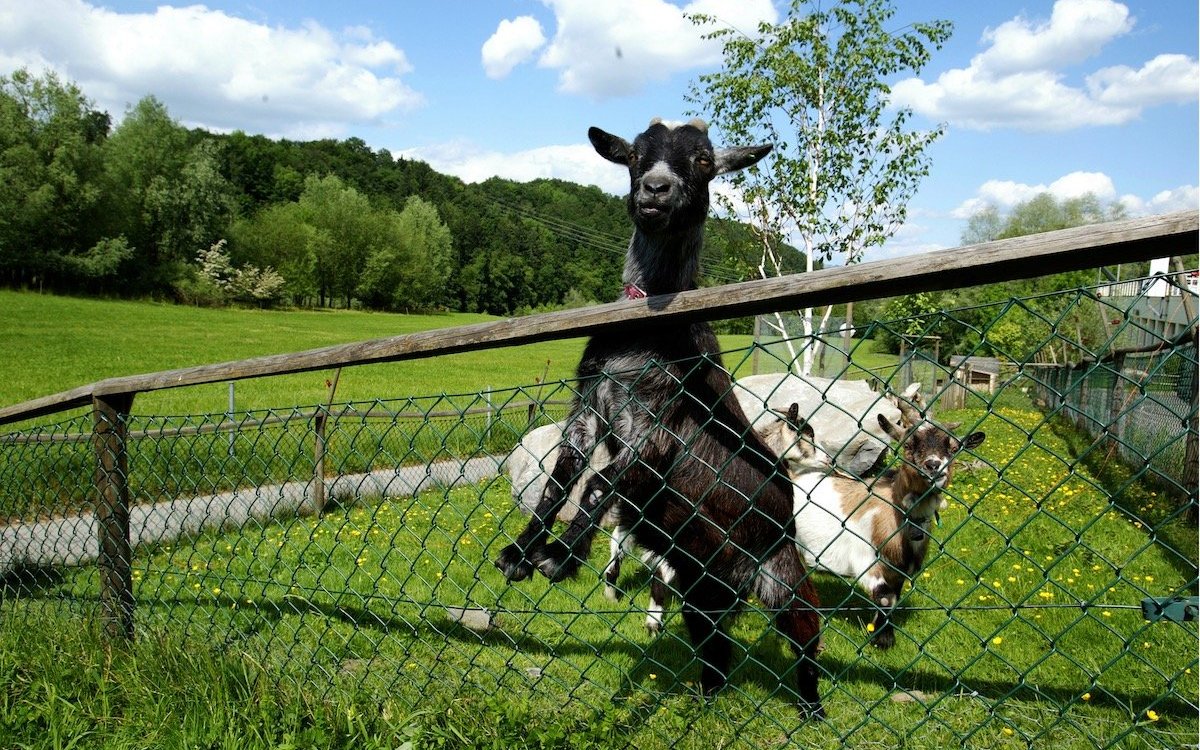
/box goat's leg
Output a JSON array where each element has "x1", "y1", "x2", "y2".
[
  {"x1": 533, "y1": 465, "x2": 619, "y2": 581},
  {"x1": 645, "y1": 558, "x2": 675, "y2": 634},
  {"x1": 602, "y1": 524, "x2": 633, "y2": 601},
  {"x1": 759, "y1": 549, "x2": 825, "y2": 719},
  {"x1": 868, "y1": 582, "x2": 899, "y2": 650},
  {"x1": 681, "y1": 604, "x2": 734, "y2": 697},
  {"x1": 495, "y1": 441, "x2": 587, "y2": 582}
]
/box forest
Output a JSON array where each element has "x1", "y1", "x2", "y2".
[{"x1": 0, "y1": 69, "x2": 796, "y2": 317}]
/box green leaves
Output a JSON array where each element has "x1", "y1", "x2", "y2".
[{"x1": 687, "y1": 0, "x2": 951, "y2": 265}]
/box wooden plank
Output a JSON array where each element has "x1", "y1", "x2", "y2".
[{"x1": 1, "y1": 210, "x2": 1195, "y2": 428}]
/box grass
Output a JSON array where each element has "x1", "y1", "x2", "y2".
[
  {"x1": 0, "y1": 290, "x2": 884, "y2": 422},
  {"x1": 1, "y1": 291, "x2": 1196, "y2": 748},
  {"x1": 0, "y1": 290, "x2": 588, "y2": 418},
  {"x1": 2, "y1": 398, "x2": 1196, "y2": 748}
]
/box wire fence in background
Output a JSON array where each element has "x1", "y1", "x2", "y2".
[{"x1": 0, "y1": 276, "x2": 1196, "y2": 749}]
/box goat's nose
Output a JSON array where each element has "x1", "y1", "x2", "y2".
[
  {"x1": 642, "y1": 179, "x2": 670, "y2": 196},
  {"x1": 924, "y1": 459, "x2": 942, "y2": 473}
]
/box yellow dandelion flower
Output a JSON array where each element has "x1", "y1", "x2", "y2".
[
  {"x1": 1144, "y1": 576, "x2": 1154, "y2": 583},
  {"x1": 866, "y1": 623, "x2": 876, "y2": 633},
  {"x1": 649, "y1": 673, "x2": 658, "y2": 680},
  {"x1": 1002, "y1": 728, "x2": 1014, "y2": 737},
  {"x1": 1081, "y1": 693, "x2": 1091, "y2": 702},
  {"x1": 992, "y1": 636, "x2": 1003, "y2": 646},
  {"x1": 1146, "y1": 710, "x2": 1160, "y2": 722}
]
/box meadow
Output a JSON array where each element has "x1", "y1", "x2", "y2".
[{"x1": 0, "y1": 291, "x2": 1195, "y2": 749}]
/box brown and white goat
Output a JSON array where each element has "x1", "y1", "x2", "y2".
[
  {"x1": 495, "y1": 119, "x2": 824, "y2": 717},
  {"x1": 789, "y1": 396, "x2": 985, "y2": 649}
]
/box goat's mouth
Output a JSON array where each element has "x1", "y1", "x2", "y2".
[
  {"x1": 633, "y1": 197, "x2": 672, "y2": 223},
  {"x1": 635, "y1": 203, "x2": 668, "y2": 222}
]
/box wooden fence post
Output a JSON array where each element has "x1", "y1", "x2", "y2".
[{"x1": 92, "y1": 392, "x2": 135, "y2": 642}]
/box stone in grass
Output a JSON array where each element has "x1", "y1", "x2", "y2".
[{"x1": 446, "y1": 606, "x2": 494, "y2": 632}]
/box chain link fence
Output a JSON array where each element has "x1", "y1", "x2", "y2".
[{"x1": 1, "y1": 275, "x2": 1196, "y2": 748}]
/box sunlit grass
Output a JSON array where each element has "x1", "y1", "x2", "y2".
[{"x1": 6, "y1": 398, "x2": 1194, "y2": 749}]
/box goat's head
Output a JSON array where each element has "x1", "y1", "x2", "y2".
[
  {"x1": 762, "y1": 402, "x2": 832, "y2": 474},
  {"x1": 588, "y1": 118, "x2": 771, "y2": 234},
  {"x1": 876, "y1": 394, "x2": 986, "y2": 493}
]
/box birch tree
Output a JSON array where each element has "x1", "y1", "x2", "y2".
[{"x1": 688, "y1": 0, "x2": 950, "y2": 375}]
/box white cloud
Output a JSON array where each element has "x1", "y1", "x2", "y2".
[
  {"x1": 975, "y1": 0, "x2": 1132, "y2": 75},
  {"x1": 401, "y1": 141, "x2": 630, "y2": 195},
  {"x1": 1119, "y1": 185, "x2": 1199, "y2": 216},
  {"x1": 1087, "y1": 54, "x2": 1200, "y2": 108},
  {"x1": 952, "y1": 171, "x2": 1117, "y2": 218},
  {"x1": 481, "y1": 16, "x2": 547, "y2": 79},
  {"x1": 0, "y1": 0, "x2": 423, "y2": 138},
  {"x1": 491, "y1": 0, "x2": 776, "y2": 99},
  {"x1": 951, "y1": 172, "x2": 1198, "y2": 222},
  {"x1": 891, "y1": 0, "x2": 1197, "y2": 131}
]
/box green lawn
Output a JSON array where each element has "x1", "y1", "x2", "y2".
[
  {"x1": 1, "y1": 291, "x2": 820, "y2": 422},
  {"x1": 0, "y1": 291, "x2": 1194, "y2": 748},
  {"x1": 2, "y1": 400, "x2": 1196, "y2": 748},
  {"x1": 0, "y1": 290, "x2": 591, "y2": 418}
]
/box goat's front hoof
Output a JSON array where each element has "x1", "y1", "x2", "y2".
[
  {"x1": 797, "y1": 700, "x2": 826, "y2": 721},
  {"x1": 644, "y1": 618, "x2": 661, "y2": 636},
  {"x1": 532, "y1": 541, "x2": 580, "y2": 582},
  {"x1": 870, "y1": 630, "x2": 895, "y2": 650},
  {"x1": 494, "y1": 544, "x2": 534, "y2": 582},
  {"x1": 603, "y1": 584, "x2": 621, "y2": 602}
]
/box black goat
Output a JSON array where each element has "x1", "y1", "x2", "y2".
[{"x1": 495, "y1": 118, "x2": 823, "y2": 717}]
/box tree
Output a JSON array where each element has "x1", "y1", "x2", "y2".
[
  {"x1": 294, "y1": 174, "x2": 377, "y2": 307},
  {"x1": 228, "y1": 202, "x2": 317, "y2": 304},
  {"x1": 389, "y1": 195, "x2": 453, "y2": 311},
  {"x1": 943, "y1": 192, "x2": 1132, "y2": 363},
  {"x1": 99, "y1": 96, "x2": 188, "y2": 273},
  {"x1": 688, "y1": 0, "x2": 951, "y2": 374},
  {"x1": 0, "y1": 68, "x2": 110, "y2": 289}
]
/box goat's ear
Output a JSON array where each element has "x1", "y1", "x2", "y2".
[
  {"x1": 963, "y1": 431, "x2": 986, "y2": 451},
  {"x1": 589, "y1": 127, "x2": 632, "y2": 165},
  {"x1": 714, "y1": 144, "x2": 772, "y2": 175},
  {"x1": 877, "y1": 413, "x2": 905, "y2": 442},
  {"x1": 786, "y1": 402, "x2": 800, "y2": 425},
  {"x1": 801, "y1": 421, "x2": 815, "y2": 441}
]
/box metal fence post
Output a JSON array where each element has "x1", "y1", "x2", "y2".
[
  {"x1": 1185, "y1": 351, "x2": 1199, "y2": 524},
  {"x1": 312, "y1": 408, "x2": 327, "y2": 515},
  {"x1": 92, "y1": 392, "x2": 135, "y2": 642},
  {"x1": 1107, "y1": 353, "x2": 1126, "y2": 455}
]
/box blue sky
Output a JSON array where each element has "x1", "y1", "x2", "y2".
[{"x1": 2, "y1": 0, "x2": 1195, "y2": 260}]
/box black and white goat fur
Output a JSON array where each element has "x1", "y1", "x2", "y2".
[{"x1": 495, "y1": 118, "x2": 824, "y2": 717}]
